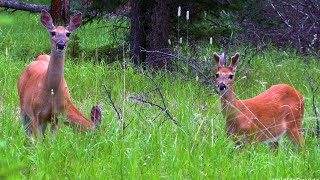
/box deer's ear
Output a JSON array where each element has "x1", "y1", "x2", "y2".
[
  {"x1": 40, "y1": 9, "x2": 54, "y2": 30},
  {"x1": 229, "y1": 52, "x2": 240, "y2": 71},
  {"x1": 213, "y1": 53, "x2": 221, "y2": 68},
  {"x1": 91, "y1": 106, "x2": 102, "y2": 126},
  {"x1": 67, "y1": 13, "x2": 82, "y2": 32}
]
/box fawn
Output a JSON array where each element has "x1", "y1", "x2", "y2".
[{"x1": 213, "y1": 52, "x2": 304, "y2": 148}]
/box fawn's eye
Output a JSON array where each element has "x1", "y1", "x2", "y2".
[
  {"x1": 50, "y1": 31, "x2": 56, "y2": 36},
  {"x1": 215, "y1": 73, "x2": 219, "y2": 78},
  {"x1": 66, "y1": 32, "x2": 71, "y2": 37},
  {"x1": 229, "y1": 75, "x2": 234, "y2": 80}
]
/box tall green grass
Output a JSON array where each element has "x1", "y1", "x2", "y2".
[{"x1": 0, "y1": 11, "x2": 319, "y2": 179}]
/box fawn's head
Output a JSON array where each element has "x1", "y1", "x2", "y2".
[
  {"x1": 40, "y1": 10, "x2": 82, "y2": 52},
  {"x1": 213, "y1": 52, "x2": 240, "y2": 94}
]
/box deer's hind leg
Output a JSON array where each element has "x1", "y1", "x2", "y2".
[
  {"x1": 286, "y1": 111, "x2": 304, "y2": 148},
  {"x1": 31, "y1": 115, "x2": 48, "y2": 138},
  {"x1": 50, "y1": 116, "x2": 60, "y2": 135},
  {"x1": 21, "y1": 114, "x2": 32, "y2": 137},
  {"x1": 287, "y1": 127, "x2": 304, "y2": 147}
]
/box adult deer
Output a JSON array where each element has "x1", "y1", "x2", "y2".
[
  {"x1": 213, "y1": 52, "x2": 304, "y2": 148},
  {"x1": 18, "y1": 10, "x2": 102, "y2": 138}
]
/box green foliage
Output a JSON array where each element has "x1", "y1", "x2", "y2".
[
  {"x1": 87, "y1": 0, "x2": 126, "y2": 12},
  {"x1": 239, "y1": 0, "x2": 284, "y2": 29},
  {"x1": 0, "y1": 15, "x2": 12, "y2": 25},
  {"x1": 0, "y1": 11, "x2": 124, "y2": 62},
  {"x1": 19, "y1": 0, "x2": 51, "y2": 5},
  {"x1": 173, "y1": 0, "x2": 248, "y2": 42},
  {"x1": 0, "y1": 10, "x2": 320, "y2": 179}
]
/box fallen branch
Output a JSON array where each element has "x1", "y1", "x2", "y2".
[
  {"x1": 0, "y1": 0, "x2": 110, "y2": 19},
  {"x1": 0, "y1": 0, "x2": 49, "y2": 12},
  {"x1": 128, "y1": 66, "x2": 178, "y2": 126},
  {"x1": 129, "y1": 96, "x2": 178, "y2": 126},
  {"x1": 141, "y1": 49, "x2": 219, "y2": 94},
  {"x1": 102, "y1": 84, "x2": 123, "y2": 125}
]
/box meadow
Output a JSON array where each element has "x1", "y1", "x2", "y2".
[{"x1": 0, "y1": 11, "x2": 320, "y2": 179}]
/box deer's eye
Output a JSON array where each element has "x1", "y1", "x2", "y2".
[
  {"x1": 229, "y1": 75, "x2": 234, "y2": 80},
  {"x1": 215, "y1": 73, "x2": 219, "y2": 78},
  {"x1": 66, "y1": 32, "x2": 71, "y2": 37},
  {"x1": 50, "y1": 31, "x2": 56, "y2": 36}
]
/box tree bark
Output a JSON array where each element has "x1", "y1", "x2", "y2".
[
  {"x1": 147, "y1": 0, "x2": 171, "y2": 68},
  {"x1": 130, "y1": 0, "x2": 171, "y2": 68},
  {"x1": 130, "y1": 0, "x2": 147, "y2": 65},
  {"x1": 50, "y1": 0, "x2": 70, "y2": 25}
]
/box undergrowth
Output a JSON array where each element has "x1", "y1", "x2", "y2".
[{"x1": 0, "y1": 10, "x2": 319, "y2": 179}]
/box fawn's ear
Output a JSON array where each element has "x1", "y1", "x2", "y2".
[
  {"x1": 229, "y1": 52, "x2": 240, "y2": 71},
  {"x1": 213, "y1": 52, "x2": 227, "y2": 68},
  {"x1": 40, "y1": 9, "x2": 54, "y2": 30},
  {"x1": 213, "y1": 53, "x2": 221, "y2": 68},
  {"x1": 67, "y1": 13, "x2": 82, "y2": 32}
]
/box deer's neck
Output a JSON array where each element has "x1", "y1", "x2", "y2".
[
  {"x1": 46, "y1": 50, "x2": 65, "y2": 92},
  {"x1": 220, "y1": 87, "x2": 238, "y2": 119}
]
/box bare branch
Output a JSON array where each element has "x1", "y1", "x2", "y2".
[
  {"x1": 268, "y1": 0, "x2": 292, "y2": 28},
  {"x1": 127, "y1": 67, "x2": 178, "y2": 126},
  {"x1": 102, "y1": 84, "x2": 123, "y2": 125},
  {"x1": 305, "y1": 64, "x2": 320, "y2": 137},
  {"x1": 0, "y1": 0, "x2": 104, "y2": 18},
  {"x1": 128, "y1": 96, "x2": 178, "y2": 126},
  {"x1": 141, "y1": 49, "x2": 219, "y2": 94}
]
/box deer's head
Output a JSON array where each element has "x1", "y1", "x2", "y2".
[
  {"x1": 213, "y1": 52, "x2": 240, "y2": 94},
  {"x1": 40, "y1": 10, "x2": 82, "y2": 52}
]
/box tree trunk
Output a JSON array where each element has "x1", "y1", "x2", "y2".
[
  {"x1": 147, "y1": 0, "x2": 171, "y2": 68},
  {"x1": 130, "y1": 0, "x2": 171, "y2": 68},
  {"x1": 130, "y1": 0, "x2": 147, "y2": 65},
  {"x1": 50, "y1": 0, "x2": 70, "y2": 25}
]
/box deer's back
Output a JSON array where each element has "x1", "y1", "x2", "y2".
[{"x1": 235, "y1": 84, "x2": 304, "y2": 126}]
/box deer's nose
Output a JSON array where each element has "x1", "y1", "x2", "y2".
[
  {"x1": 219, "y1": 83, "x2": 227, "y2": 91},
  {"x1": 56, "y1": 41, "x2": 66, "y2": 50}
]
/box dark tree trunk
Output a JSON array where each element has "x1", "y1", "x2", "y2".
[
  {"x1": 130, "y1": 0, "x2": 171, "y2": 68},
  {"x1": 50, "y1": 0, "x2": 70, "y2": 25},
  {"x1": 147, "y1": 0, "x2": 171, "y2": 68},
  {"x1": 130, "y1": 0, "x2": 148, "y2": 65}
]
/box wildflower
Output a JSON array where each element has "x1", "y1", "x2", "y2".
[
  {"x1": 186, "y1": 11, "x2": 189, "y2": 21},
  {"x1": 177, "y1": 6, "x2": 181, "y2": 17}
]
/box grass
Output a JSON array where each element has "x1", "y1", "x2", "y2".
[{"x1": 1, "y1": 11, "x2": 320, "y2": 179}]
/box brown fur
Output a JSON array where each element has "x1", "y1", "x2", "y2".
[
  {"x1": 214, "y1": 52, "x2": 304, "y2": 148},
  {"x1": 18, "y1": 10, "x2": 101, "y2": 138}
]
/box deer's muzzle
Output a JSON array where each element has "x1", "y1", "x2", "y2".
[
  {"x1": 219, "y1": 83, "x2": 227, "y2": 91},
  {"x1": 56, "y1": 41, "x2": 66, "y2": 50}
]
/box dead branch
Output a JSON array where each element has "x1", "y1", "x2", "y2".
[
  {"x1": 128, "y1": 71, "x2": 178, "y2": 126},
  {"x1": 0, "y1": 0, "x2": 111, "y2": 20},
  {"x1": 305, "y1": 65, "x2": 320, "y2": 137},
  {"x1": 240, "y1": 0, "x2": 320, "y2": 56},
  {"x1": 268, "y1": 0, "x2": 292, "y2": 28},
  {"x1": 0, "y1": 0, "x2": 81, "y2": 14},
  {"x1": 0, "y1": 0, "x2": 49, "y2": 12},
  {"x1": 102, "y1": 84, "x2": 123, "y2": 126},
  {"x1": 141, "y1": 49, "x2": 219, "y2": 95}
]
